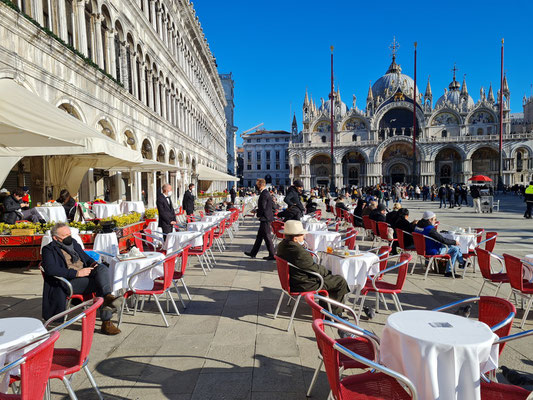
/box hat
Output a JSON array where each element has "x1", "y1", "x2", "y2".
[
  {"x1": 22, "y1": 186, "x2": 29, "y2": 192},
  {"x1": 377, "y1": 204, "x2": 386, "y2": 212},
  {"x1": 0, "y1": 188, "x2": 8, "y2": 194},
  {"x1": 392, "y1": 202, "x2": 402, "y2": 210},
  {"x1": 280, "y1": 220, "x2": 307, "y2": 236},
  {"x1": 422, "y1": 211, "x2": 436, "y2": 220},
  {"x1": 293, "y1": 179, "x2": 304, "y2": 188}
]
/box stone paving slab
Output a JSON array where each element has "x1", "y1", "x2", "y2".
[{"x1": 0, "y1": 194, "x2": 532, "y2": 398}]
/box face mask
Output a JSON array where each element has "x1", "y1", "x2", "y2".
[
  {"x1": 296, "y1": 237, "x2": 305, "y2": 246},
  {"x1": 167, "y1": 191, "x2": 173, "y2": 197},
  {"x1": 62, "y1": 236, "x2": 73, "y2": 246}
]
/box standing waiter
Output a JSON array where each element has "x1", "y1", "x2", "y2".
[
  {"x1": 244, "y1": 178, "x2": 275, "y2": 260},
  {"x1": 156, "y1": 184, "x2": 177, "y2": 234},
  {"x1": 182, "y1": 183, "x2": 195, "y2": 216}
]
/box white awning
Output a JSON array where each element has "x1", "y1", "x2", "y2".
[
  {"x1": 110, "y1": 159, "x2": 183, "y2": 172},
  {"x1": 197, "y1": 164, "x2": 239, "y2": 182}
]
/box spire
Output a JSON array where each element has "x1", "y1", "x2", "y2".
[
  {"x1": 336, "y1": 85, "x2": 341, "y2": 102},
  {"x1": 367, "y1": 82, "x2": 374, "y2": 102},
  {"x1": 386, "y1": 37, "x2": 402, "y2": 74},
  {"x1": 304, "y1": 88, "x2": 309, "y2": 107},
  {"x1": 424, "y1": 76, "x2": 432, "y2": 99},
  {"x1": 502, "y1": 73, "x2": 510, "y2": 96},
  {"x1": 448, "y1": 64, "x2": 460, "y2": 91},
  {"x1": 460, "y1": 74, "x2": 468, "y2": 97},
  {"x1": 291, "y1": 113, "x2": 298, "y2": 135},
  {"x1": 487, "y1": 83, "x2": 495, "y2": 103}
]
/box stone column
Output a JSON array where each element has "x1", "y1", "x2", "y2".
[
  {"x1": 147, "y1": 172, "x2": 157, "y2": 208},
  {"x1": 463, "y1": 159, "x2": 472, "y2": 182},
  {"x1": 150, "y1": 0, "x2": 157, "y2": 30},
  {"x1": 334, "y1": 163, "x2": 343, "y2": 189},
  {"x1": 162, "y1": 16, "x2": 168, "y2": 47},
  {"x1": 154, "y1": 77, "x2": 161, "y2": 115},
  {"x1": 93, "y1": 14, "x2": 105, "y2": 69},
  {"x1": 75, "y1": 0, "x2": 88, "y2": 56},
  {"x1": 31, "y1": 0, "x2": 44, "y2": 25},
  {"x1": 156, "y1": 6, "x2": 162, "y2": 39},
  {"x1": 139, "y1": 62, "x2": 147, "y2": 105},
  {"x1": 131, "y1": 171, "x2": 141, "y2": 201},
  {"x1": 106, "y1": 30, "x2": 116, "y2": 78},
  {"x1": 160, "y1": 84, "x2": 167, "y2": 120},
  {"x1": 143, "y1": 0, "x2": 149, "y2": 19},
  {"x1": 130, "y1": 51, "x2": 138, "y2": 98},
  {"x1": 57, "y1": 0, "x2": 68, "y2": 42}
]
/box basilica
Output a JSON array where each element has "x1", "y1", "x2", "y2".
[{"x1": 289, "y1": 43, "x2": 533, "y2": 188}]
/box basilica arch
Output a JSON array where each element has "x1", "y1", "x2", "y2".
[
  {"x1": 380, "y1": 142, "x2": 420, "y2": 184},
  {"x1": 471, "y1": 147, "x2": 499, "y2": 182},
  {"x1": 310, "y1": 154, "x2": 332, "y2": 188},
  {"x1": 371, "y1": 102, "x2": 425, "y2": 140},
  {"x1": 342, "y1": 151, "x2": 366, "y2": 186},
  {"x1": 435, "y1": 147, "x2": 463, "y2": 184}
]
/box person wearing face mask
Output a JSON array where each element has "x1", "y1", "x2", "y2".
[
  {"x1": 182, "y1": 183, "x2": 196, "y2": 216},
  {"x1": 41, "y1": 223, "x2": 122, "y2": 335},
  {"x1": 157, "y1": 183, "x2": 178, "y2": 234},
  {"x1": 276, "y1": 220, "x2": 349, "y2": 314},
  {"x1": 244, "y1": 178, "x2": 275, "y2": 260}
]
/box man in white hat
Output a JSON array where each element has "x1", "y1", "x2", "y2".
[
  {"x1": 414, "y1": 211, "x2": 464, "y2": 277},
  {"x1": 276, "y1": 220, "x2": 349, "y2": 313}
]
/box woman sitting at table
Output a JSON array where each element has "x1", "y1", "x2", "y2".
[
  {"x1": 204, "y1": 197, "x2": 216, "y2": 215},
  {"x1": 386, "y1": 202, "x2": 402, "y2": 225},
  {"x1": 276, "y1": 220, "x2": 349, "y2": 315},
  {"x1": 57, "y1": 189, "x2": 77, "y2": 222},
  {"x1": 392, "y1": 208, "x2": 416, "y2": 254},
  {"x1": 361, "y1": 200, "x2": 377, "y2": 217}
]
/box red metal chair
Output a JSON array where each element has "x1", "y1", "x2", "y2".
[
  {"x1": 377, "y1": 221, "x2": 396, "y2": 247},
  {"x1": 412, "y1": 232, "x2": 453, "y2": 279},
  {"x1": 132, "y1": 231, "x2": 157, "y2": 252},
  {"x1": 213, "y1": 219, "x2": 227, "y2": 252},
  {"x1": 484, "y1": 232, "x2": 498, "y2": 252},
  {"x1": 271, "y1": 220, "x2": 285, "y2": 244},
  {"x1": 44, "y1": 297, "x2": 105, "y2": 400},
  {"x1": 341, "y1": 227, "x2": 357, "y2": 250},
  {"x1": 358, "y1": 253, "x2": 412, "y2": 320},
  {"x1": 362, "y1": 215, "x2": 373, "y2": 241},
  {"x1": 169, "y1": 245, "x2": 192, "y2": 308},
  {"x1": 118, "y1": 252, "x2": 180, "y2": 327},
  {"x1": 189, "y1": 230, "x2": 212, "y2": 275},
  {"x1": 503, "y1": 253, "x2": 533, "y2": 328},
  {"x1": 476, "y1": 248, "x2": 510, "y2": 296},
  {"x1": 314, "y1": 210, "x2": 322, "y2": 220},
  {"x1": 480, "y1": 379, "x2": 531, "y2": 400},
  {"x1": 370, "y1": 219, "x2": 380, "y2": 246},
  {"x1": 462, "y1": 229, "x2": 492, "y2": 277},
  {"x1": 311, "y1": 319, "x2": 417, "y2": 400},
  {"x1": 0, "y1": 332, "x2": 60, "y2": 400},
  {"x1": 273, "y1": 255, "x2": 325, "y2": 332}
]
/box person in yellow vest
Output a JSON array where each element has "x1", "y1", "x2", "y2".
[{"x1": 524, "y1": 181, "x2": 533, "y2": 219}]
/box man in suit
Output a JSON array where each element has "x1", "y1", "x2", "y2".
[
  {"x1": 276, "y1": 220, "x2": 349, "y2": 314},
  {"x1": 230, "y1": 186, "x2": 237, "y2": 204},
  {"x1": 182, "y1": 183, "x2": 195, "y2": 216},
  {"x1": 157, "y1": 184, "x2": 177, "y2": 234},
  {"x1": 41, "y1": 223, "x2": 121, "y2": 335},
  {"x1": 245, "y1": 178, "x2": 275, "y2": 260}
]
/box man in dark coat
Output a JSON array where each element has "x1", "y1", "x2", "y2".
[
  {"x1": 392, "y1": 208, "x2": 416, "y2": 253},
  {"x1": 276, "y1": 220, "x2": 349, "y2": 314},
  {"x1": 157, "y1": 184, "x2": 177, "y2": 234},
  {"x1": 2, "y1": 187, "x2": 43, "y2": 224},
  {"x1": 182, "y1": 183, "x2": 195, "y2": 216},
  {"x1": 245, "y1": 178, "x2": 275, "y2": 260},
  {"x1": 41, "y1": 223, "x2": 121, "y2": 334},
  {"x1": 369, "y1": 203, "x2": 387, "y2": 223},
  {"x1": 284, "y1": 179, "x2": 305, "y2": 219}
]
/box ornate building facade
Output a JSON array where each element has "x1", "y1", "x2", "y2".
[
  {"x1": 220, "y1": 72, "x2": 238, "y2": 189},
  {"x1": 0, "y1": 0, "x2": 228, "y2": 206},
  {"x1": 289, "y1": 43, "x2": 533, "y2": 188}
]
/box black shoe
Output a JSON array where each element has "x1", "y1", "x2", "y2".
[
  {"x1": 444, "y1": 271, "x2": 453, "y2": 277},
  {"x1": 244, "y1": 251, "x2": 256, "y2": 258},
  {"x1": 263, "y1": 256, "x2": 275, "y2": 261},
  {"x1": 458, "y1": 262, "x2": 466, "y2": 269}
]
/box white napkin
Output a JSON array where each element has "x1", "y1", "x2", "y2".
[{"x1": 127, "y1": 247, "x2": 143, "y2": 258}]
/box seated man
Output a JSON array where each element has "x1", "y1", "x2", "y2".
[
  {"x1": 386, "y1": 203, "x2": 402, "y2": 225},
  {"x1": 2, "y1": 187, "x2": 44, "y2": 224},
  {"x1": 276, "y1": 220, "x2": 349, "y2": 315},
  {"x1": 41, "y1": 223, "x2": 122, "y2": 335},
  {"x1": 369, "y1": 203, "x2": 387, "y2": 223},
  {"x1": 414, "y1": 211, "x2": 465, "y2": 277},
  {"x1": 204, "y1": 197, "x2": 216, "y2": 215},
  {"x1": 305, "y1": 196, "x2": 318, "y2": 215},
  {"x1": 392, "y1": 208, "x2": 416, "y2": 254},
  {"x1": 335, "y1": 195, "x2": 349, "y2": 211}
]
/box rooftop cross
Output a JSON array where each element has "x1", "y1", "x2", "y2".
[
  {"x1": 451, "y1": 64, "x2": 458, "y2": 81},
  {"x1": 390, "y1": 37, "x2": 400, "y2": 59}
]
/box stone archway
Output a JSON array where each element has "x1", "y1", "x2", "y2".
[
  {"x1": 472, "y1": 147, "x2": 499, "y2": 182},
  {"x1": 388, "y1": 163, "x2": 409, "y2": 185},
  {"x1": 342, "y1": 151, "x2": 365, "y2": 187},
  {"x1": 310, "y1": 154, "x2": 331, "y2": 188},
  {"x1": 381, "y1": 142, "x2": 416, "y2": 183},
  {"x1": 435, "y1": 148, "x2": 463, "y2": 184}
]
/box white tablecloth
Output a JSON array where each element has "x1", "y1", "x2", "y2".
[
  {"x1": 301, "y1": 215, "x2": 313, "y2": 223},
  {"x1": 120, "y1": 201, "x2": 145, "y2": 215},
  {"x1": 322, "y1": 252, "x2": 380, "y2": 291},
  {"x1": 0, "y1": 317, "x2": 47, "y2": 393},
  {"x1": 381, "y1": 310, "x2": 499, "y2": 400},
  {"x1": 187, "y1": 221, "x2": 215, "y2": 232},
  {"x1": 523, "y1": 255, "x2": 533, "y2": 281},
  {"x1": 109, "y1": 251, "x2": 165, "y2": 294},
  {"x1": 214, "y1": 211, "x2": 232, "y2": 217},
  {"x1": 34, "y1": 206, "x2": 67, "y2": 223},
  {"x1": 92, "y1": 203, "x2": 122, "y2": 219},
  {"x1": 305, "y1": 231, "x2": 341, "y2": 252},
  {"x1": 164, "y1": 231, "x2": 203, "y2": 252},
  {"x1": 93, "y1": 233, "x2": 119, "y2": 259},
  {"x1": 441, "y1": 232, "x2": 477, "y2": 254},
  {"x1": 304, "y1": 222, "x2": 327, "y2": 232},
  {"x1": 202, "y1": 215, "x2": 224, "y2": 224},
  {"x1": 40, "y1": 227, "x2": 84, "y2": 253}
]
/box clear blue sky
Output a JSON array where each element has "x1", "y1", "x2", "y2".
[{"x1": 194, "y1": 0, "x2": 533, "y2": 146}]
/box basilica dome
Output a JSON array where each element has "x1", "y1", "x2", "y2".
[
  {"x1": 435, "y1": 77, "x2": 474, "y2": 108},
  {"x1": 372, "y1": 57, "x2": 420, "y2": 101},
  {"x1": 319, "y1": 99, "x2": 348, "y2": 117}
]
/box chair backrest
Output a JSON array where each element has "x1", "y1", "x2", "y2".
[
  {"x1": 176, "y1": 245, "x2": 190, "y2": 275},
  {"x1": 207, "y1": 227, "x2": 215, "y2": 248},
  {"x1": 362, "y1": 215, "x2": 372, "y2": 231},
  {"x1": 187, "y1": 215, "x2": 196, "y2": 223},
  {"x1": 344, "y1": 228, "x2": 357, "y2": 250},
  {"x1": 195, "y1": 230, "x2": 210, "y2": 252},
  {"x1": 412, "y1": 232, "x2": 427, "y2": 257},
  {"x1": 304, "y1": 292, "x2": 325, "y2": 322},
  {"x1": 18, "y1": 331, "x2": 60, "y2": 400},
  {"x1": 377, "y1": 221, "x2": 390, "y2": 241},
  {"x1": 315, "y1": 210, "x2": 322, "y2": 220},
  {"x1": 503, "y1": 253, "x2": 524, "y2": 292},
  {"x1": 475, "y1": 247, "x2": 496, "y2": 280},
  {"x1": 143, "y1": 229, "x2": 156, "y2": 250},
  {"x1": 79, "y1": 297, "x2": 104, "y2": 366},
  {"x1": 370, "y1": 219, "x2": 379, "y2": 236},
  {"x1": 132, "y1": 232, "x2": 146, "y2": 251},
  {"x1": 392, "y1": 253, "x2": 412, "y2": 290},
  {"x1": 485, "y1": 232, "x2": 498, "y2": 252},
  {"x1": 396, "y1": 228, "x2": 406, "y2": 250},
  {"x1": 475, "y1": 228, "x2": 485, "y2": 245},
  {"x1": 271, "y1": 220, "x2": 285, "y2": 240},
  {"x1": 199, "y1": 211, "x2": 205, "y2": 218},
  {"x1": 478, "y1": 296, "x2": 516, "y2": 355},
  {"x1": 161, "y1": 252, "x2": 179, "y2": 290},
  {"x1": 274, "y1": 256, "x2": 290, "y2": 293},
  {"x1": 377, "y1": 246, "x2": 392, "y2": 275},
  {"x1": 311, "y1": 319, "x2": 343, "y2": 399}
]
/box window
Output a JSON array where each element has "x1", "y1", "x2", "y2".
[
  {"x1": 256, "y1": 151, "x2": 261, "y2": 161},
  {"x1": 441, "y1": 129, "x2": 447, "y2": 138},
  {"x1": 275, "y1": 138, "x2": 279, "y2": 142},
  {"x1": 321, "y1": 136, "x2": 326, "y2": 143},
  {"x1": 275, "y1": 151, "x2": 280, "y2": 161},
  {"x1": 477, "y1": 128, "x2": 484, "y2": 135},
  {"x1": 256, "y1": 164, "x2": 261, "y2": 170},
  {"x1": 266, "y1": 151, "x2": 271, "y2": 161},
  {"x1": 285, "y1": 163, "x2": 289, "y2": 169},
  {"x1": 247, "y1": 165, "x2": 251, "y2": 170},
  {"x1": 256, "y1": 139, "x2": 261, "y2": 143},
  {"x1": 266, "y1": 164, "x2": 270, "y2": 170},
  {"x1": 265, "y1": 138, "x2": 270, "y2": 143},
  {"x1": 65, "y1": 0, "x2": 74, "y2": 47},
  {"x1": 276, "y1": 163, "x2": 280, "y2": 170},
  {"x1": 352, "y1": 134, "x2": 357, "y2": 142},
  {"x1": 247, "y1": 152, "x2": 251, "y2": 161}
]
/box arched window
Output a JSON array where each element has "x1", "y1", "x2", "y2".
[
  {"x1": 477, "y1": 128, "x2": 484, "y2": 136},
  {"x1": 441, "y1": 129, "x2": 447, "y2": 138},
  {"x1": 352, "y1": 134, "x2": 357, "y2": 142},
  {"x1": 84, "y1": 2, "x2": 93, "y2": 60},
  {"x1": 321, "y1": 136, "x2": 326, "y2": 143}
]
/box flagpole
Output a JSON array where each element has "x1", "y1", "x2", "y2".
[
  {"x1": 329, "y1": 46, "x2": 335, "y2": 194},
  {"x1": 498, "y1": 38, "x2": 504, "y2": 191},
  {"x1": 412, "y1": 42, "x2": 417, "y2": 186}
]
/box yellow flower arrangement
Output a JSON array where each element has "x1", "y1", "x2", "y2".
[{"x1": 144, "y1": 208, "x2": 158, "y2": 219}]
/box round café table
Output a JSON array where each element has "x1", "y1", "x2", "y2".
[
  {"x1": 303, "y1": 221, "x2": 327, "y2": 232},
  {"x1": 108, "y1": 251, "x2": 165, "y2": 294},
  {"x1": 0, "y1": 317, "x2": 48, "y2": 393},
  {"x1": 305, "y1": 231, "x2": 341, "y2": 252},
  {"x1": 380, "y1": 310, "x2": 498, "y2": 400},
  {"x1": 92, "y1": 203, "x2": 122, "y2": 219},
  {"x1": 321, "y1": 251, "x2": 379, "y2": 292},
  {"x1": 164, "y1": 231, "x2": 203, "y2": 253},
  {"x1": 34, "y1": 206, "x2": 67, "y2": 223},
  {"x1": 202, "y1": 215, "x2": 224, "y2": 224},
  {"x1": 187, "y1": 221, "x2": 215, "y2": 232},
  {"x1": 441, "y1": 231, "x2": 478, "y2": 254},
  {"x1": 93, "y1": 232, "x2": 119, "y2": 262},
  {"x1": 120, "y1": 201, "x2": 145, "y2": 215}
]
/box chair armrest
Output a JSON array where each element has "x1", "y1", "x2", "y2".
[
  {"x1": 321, "y1": 310, "x2": 380, "y2": 347},
  {"x1": 371, "y1": 255, "x2": 410, "y2": 291},
  {"x1": 494, "y1": 329, "x2": 533, "y2": 344},
  {"x1": 422, "y1": 234, "x2": 449, "y2": 250},
  {"x1": 305, "y1": 249, "x2": 320, "y2": 263},
  {"x1": 341, "y1": 233, "x2": 357, "y2": 242},
  {"x1": 53, "y1": 275, "x2": 74, "y2": 298},
  {"x1": 92, "y1": 250, "x2": 119, "y2": 261},
  {"x1": 287, "y1": 261, "x2": 324, "y2": 292},
  {"x1": 433, "y1": 296, "x2": 480, "y2": 312},
  {"x1": 314, "y1": 293, "x2": 359, "y2": 325},
  {"x1": 44, "y1": 297, "x2": 101, "y2": 328},
  {"x1": 491, "y1": 311, "x2": 515, "y2": 332}
]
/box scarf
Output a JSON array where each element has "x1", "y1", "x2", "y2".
[{"x1": 55, "y1": 239, "x2": 80, "y2": 263}]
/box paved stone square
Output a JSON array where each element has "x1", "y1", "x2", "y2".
[{"x1": 0, "y1": 194, "x2": 532, "y2": 399}]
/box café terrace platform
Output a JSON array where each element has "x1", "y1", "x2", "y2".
[{"x1": 0, "y1": 196, "x2": 532, "y2": 399}]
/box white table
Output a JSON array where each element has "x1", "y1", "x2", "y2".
[
  {"x1": 305, "y1": 231, "x2": 341, "y2": 252},
  {"x1": 93, "y1": 232, "x2": 119, "y2": 260},
  {"x1": 214, "y1": 211, "x2": 232, "y2": 217},
  {"x1": 187, "y1": 221, "x2": 215, "y2": 232},
  {"x1": 164, "y1": 231, "x2": 203, "y2": 252},
  {"x1": 109, "y1": 252, "x2": 165, "y2": 294},
  {"x1": 202, "y1": 215, "x2": 225, "y2": 224},
  {"x1": 381, "y1": 310, "x2": 499, "y2": 400},
  {"x1": 301, "y1": 215, "x2": 313, "y2": 223},
  {"x1": 303, "y1": 221, "x2": 327, "y2": 232},
  {"x1": 0, "y1": 317, "x2": 48, "y2": 393},
  {"x1": 322, "y1": 252, "x2": 379, "y2": 292},
  {"x1": 120, "y1": 201, "x2": 145, "y2": 215},
  {"x1": 40, "y1": 227, "x2": 84, "y2": 253},
  {"x1": 441, "y1": 231, "x2": 477, "y2": 254},
  {"x1": 92, "y1": 203, "x2": 122, "y2": 219},
  {"x1": 34, "y1": 206, "x2": 68, "y2": 223}
]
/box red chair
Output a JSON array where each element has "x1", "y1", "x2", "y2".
[
  {"x1": 44, "y1": 297, "x2": 105, "y2": 400},
  {"x1": 412, "y1": 232, "x2": 453, "y2": 279},
  {"x1": 377, "y1": 221, "x2": 396, "y2": 246},
  {"x1": 370, "y1": 219, "x2": 380, "y2": 246},
  {"x1": 169, "y1": 245, "x2": 191, "y2": 308},
  {"x1": 311, "y1": 319, "x2": 416, "y2": 400},
  {"x1": 188, "y1": 230, "x2": 212, "y2": 275},
  {"x1": 358, "y1": 253, "x2": 412, "y2": 319},
  {"x1": 484, "y1": 232, "x2": 498, "y2": 252},
  {"x1": 341, "y1": 227, "x2": 357, "y2": 250},
  {"x1": 0, "y1": 332, "x2": 60, "y2": 400},
  {"x1": 273, "y1": 255, "x2": 325, "y2": 332},
  {"x1": 503, "y1": 253, "x2": 533, "y2": 328},
  {"x1": 271, "y1": 220, "x2": 285, "y2": 244},
  {"x1": 433, "y1": 296, "x2": 515, "y2": 356},
  {"x1": 314, "y1": 210, "x2": 322, "y2": 220},
  {"x1": 476, "y1": 248, "x2": 510, "y2": 296},
  {"x1": 362, "y1": 215, "x2": 373, "y2": 241},
  {"x1": 132, "y1": 231, "x2": 157, "y2": 252},
  {"x1": 118, "y1": 252, "x2": 180, "y2": 327},
  {"x1": 462, "y1": 229, "x2": 491, "y2": 277},
  {"x1": 480, "y1": 379, "x2": 531, "y2": 400}
]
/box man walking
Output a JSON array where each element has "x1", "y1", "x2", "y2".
[
  {"x1": 182, "y1": 183, "x2": 195, "y2": 216},
  {"x1": 438, "y1": 185, "x2": 447, "y2": 208},
  {"x1": 157, "y1": 184, "x2": 177, "y2": 234},
  {"x1": 524, "y1": 181, "x2": 533, "y2": 219},
  {"x1": 245, "y1": 178, "x2": 275, "y2": 260},
  {"x1": 471, "y1": 185, "x2": 481, "y2": 213}
]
